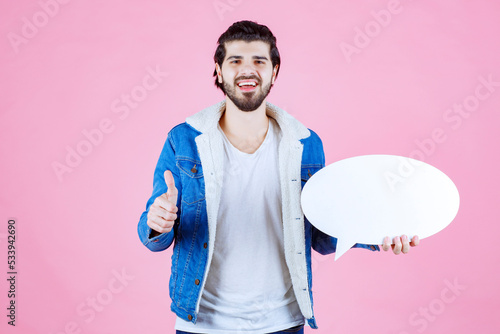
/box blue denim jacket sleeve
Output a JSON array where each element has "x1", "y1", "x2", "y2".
[
  {"x1": 307, "y1": 129, "x2": 380, "y2": 255},
  {"x1": 137, "y1": 129, "x2": 182, "y2": 252},
  {"x1": 312, "y1": 230, "x2": 380, "y2": 255}
]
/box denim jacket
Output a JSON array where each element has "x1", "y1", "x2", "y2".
[{"x1": 137, "y1": 100, "x2": 379, "y2": 329}]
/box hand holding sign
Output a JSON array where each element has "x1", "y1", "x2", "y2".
[
  {"x1": 146, "y1": 170, "x2": 179, "y2": 235},
  {"x1": 382, "y1": 235, "x2": 420, "y2": 254},
  {"x1": 301, "y1": 155, "x2": 459, "y2": 261}
]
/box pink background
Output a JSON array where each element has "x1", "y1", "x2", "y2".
[{"x1": 1, "y1": 0, "x2": 500, "y2": 333}]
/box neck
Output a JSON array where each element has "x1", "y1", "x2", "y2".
[{"x1": 219, "y1": 98, "x2": 269, "y2": 139}]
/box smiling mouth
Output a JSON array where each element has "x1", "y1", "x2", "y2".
[{"x1": 237, "y1": 80, "x2": 258, "y2": 92}]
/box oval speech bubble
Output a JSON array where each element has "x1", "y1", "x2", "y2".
[{"x1": 301, "y1": 155, "x2": 460, "y2": 261}]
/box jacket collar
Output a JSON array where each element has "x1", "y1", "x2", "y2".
[{"x1": 185, "y1": 100, "x2": 311, "y2": 140}]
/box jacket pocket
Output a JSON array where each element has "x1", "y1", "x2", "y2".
[
  {"x1": 301, "y1": 164, "x2": 323, "y2": 187},
  {"x1": 176, "y1": 158, "x2": 206, "y2": 204}
]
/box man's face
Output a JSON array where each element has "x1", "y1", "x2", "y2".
[{"x1": 216, "y1": 40, "x2": 278, "y2": 112}]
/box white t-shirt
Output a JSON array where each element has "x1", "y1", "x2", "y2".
[{"x1": 175, "y1": 117, "x2": 304, "y2": 333}]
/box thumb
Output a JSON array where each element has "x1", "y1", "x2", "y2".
[{"x1": 164, "y1": 170, "x2": 178, "y2": 204}]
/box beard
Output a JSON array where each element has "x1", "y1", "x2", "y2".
[{"x1": 223, "y1": 76, "x2": 273, "y2": 112}]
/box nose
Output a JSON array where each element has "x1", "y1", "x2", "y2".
[{"x1": 238, "y1": 61, "x2": 257, "y2": 76}]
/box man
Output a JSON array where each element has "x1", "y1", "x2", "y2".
[{"x1": 137, "y1": 21, "x2": 419, "y2": 334}]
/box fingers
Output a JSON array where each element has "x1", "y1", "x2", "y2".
[
  {"x1": 149, "y1": 205, "x2": 177, "y2": 221},
  {"x1": 401, "y1": 235, "x2": 410, "y2": 254},
  {"x1": 392, "y1": 236, "x2": 403, "y2": 255},
  {"x1": 382, "y1": 236, "x2": 391, "y2": 251},
  {"x1": 147, "y1": 206, "x2": 176, "y2": 233},
  {"x1": 164, "y1": 170, "x2": 178, "y2": 204},
  {"x1": 146, "y1": 189, "x2": 179, "y2": 235},
  {"x1": 155, "y1": 195, "x2": 178, "y2": 213},
  {"x1": 410, "y1": 235, "x2": 420, "y2": 247},
  {"x1": 147, "y1": 216, "x2": 174, "y2": 234},
  {"x1": 164, "y1": 169, "x2": 176, "y2": 188},
  {"x1": 382, "y1": 235, "x2": 419, "y2": 255}
]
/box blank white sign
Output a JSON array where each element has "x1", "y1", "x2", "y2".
[{"x1": 301, "y1": 155, "x2": 460, "y2": 261}]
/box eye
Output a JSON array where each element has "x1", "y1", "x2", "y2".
[{"x1": 230, "y1": 60, "x2": 240, "y2": 64}]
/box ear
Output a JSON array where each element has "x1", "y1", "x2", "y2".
[
  {"x1": 215, "y1": 63, "x2": 223, "y2": 84},
  {"x1": 271, "y1": 65, "x2": 279, "y2": 84}
]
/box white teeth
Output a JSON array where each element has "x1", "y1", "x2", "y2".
[{"x1": 238, "y1": 82, "x2": 257, "y2": 87}]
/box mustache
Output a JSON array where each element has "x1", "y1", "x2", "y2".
[{"x1": 234, "y1": 75, "x2": 261, "y2": 84}]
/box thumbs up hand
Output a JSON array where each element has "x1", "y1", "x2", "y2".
[
  {"x1": 163, "y1": 169, "x2": 178, "y2": 205},
  {"x1": 147, "y1": 170, "x2": 179, "y2": 236}
]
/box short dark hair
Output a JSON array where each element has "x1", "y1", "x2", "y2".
[{"x1": 213, "y1": 20, "x2": 281, "y2": 93}]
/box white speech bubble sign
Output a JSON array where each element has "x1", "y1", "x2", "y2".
[{"x1": 301, "y1": 155, "x2": 460, "y2": 261}]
